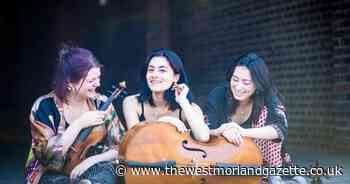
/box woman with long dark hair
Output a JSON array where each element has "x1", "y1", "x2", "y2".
[
  {"x1": 205, "y1": 52, "x2": 306, "y2": 183},
  {"x1": 123, "y1": 48, "x2": 209, "y2": 142},
  {"x1": 25, "y1": 44, "x2": 119, "y2": 184}
]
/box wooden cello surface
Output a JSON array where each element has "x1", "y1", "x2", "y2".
[{"x1": 119, "y1": 122, "x2": 263, "y2": 184}]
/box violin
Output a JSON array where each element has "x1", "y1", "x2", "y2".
[
  {"x1": 64, "y1": 82, "x2": 127, "y2": 175},
  {"x1": 119, "y1": 122, "x2": 263, "y2": 184}
]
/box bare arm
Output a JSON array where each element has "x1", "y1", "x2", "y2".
[
  {"x1": 88, "y1": 149, "x2": 117, "y2": 163},
  {"x1": 174, "y1": 84, "x2": 209, "y2": 142},
  {"x1": 180, "y1": 101, "x2": 210, "y2": 142},
  {"x1": 59, "y1": 123, "x2": 85, "y2": 154},
  {"x1": 122, "y1": 95, "x2": 141, "y2": 129},
  {"x1": 242, "y1": 100, "x2": 287, "y2": 141},
  {"x1": 242, "y1": 126, "x2": 279, "y2": 140},
  {"x1": 211, "y1": 122, "x2": 278, "y2": 145},
  {"x1": 210, "y1": 123, "x2": 236, "y2": 135},
  {"x1": 70, "y1": 146, "x2": 118, "y2": 179}
]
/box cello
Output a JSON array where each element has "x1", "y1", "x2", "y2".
[
  {"x1": 119, "y1": 122, "x2": 263, "y2": 184},
  {"x1": 64, "y1": 82, "x2": 127, "y2": 175}
]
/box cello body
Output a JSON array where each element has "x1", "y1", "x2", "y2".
[{"x1": 119, "y1": 122, "x2": 263, "y2": 184}]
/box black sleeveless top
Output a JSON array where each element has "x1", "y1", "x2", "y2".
[{"x1": 138, "y1": 101, "x2": 183, "y2": 122}]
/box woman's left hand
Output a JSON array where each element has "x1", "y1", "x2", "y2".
[
  {"x1": 174, "y1": 83, "x2": 189, "y2": 105},
  {"x1": 158, "y1": 116, "x2": 188, "y2": 133},
  {"x1": 70, "y1": 157, "x2": 96, "y2": 180}
]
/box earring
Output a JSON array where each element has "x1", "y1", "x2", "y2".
[
  {"x1": 67, "y1": 85, "x2": 76, "y2": 93},
  {"x1": 171, "y1": 81, "x2": 178, "y2": 91},
  {"x1": 67, "y1": 86, "x2": 73, "y2": 91}
]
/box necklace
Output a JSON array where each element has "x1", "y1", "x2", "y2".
[{"x1": 231, "y1": 103, "x2": 253, "y2": 124}]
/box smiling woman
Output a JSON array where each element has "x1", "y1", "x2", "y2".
[
  {"x1": 146, "y1": 56, "x2": 177, "y2": 92},
  {"x1": 205, "y1": 53, "x2": 288, "y2": 165},
  {"x1": 204, "y1": 52, "x2": 307, "y2": 184},
  {"x1": 24, "y1": 44, "x2": 119, "y2": 184},
  {"x1": 122, "y1": 48, "x2": 210, "y2": 142}
]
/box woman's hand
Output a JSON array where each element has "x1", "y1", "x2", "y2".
[
  {"x1": 59, "y1": 111, "x2": 108, "y2": 155},
  {"x1": 76, "y1": 111, "x2": 107, "y2": 129},
  {"x1": 70, "y1": 157, "x2": 96, "y2": 180},
  {"x1": 158, "y1": 116, "x2": 188, "y2": 133},
  {"x1": 221, "y1": 123, "x2": 244, "y2": 145},
  {"x1": 211, "y1": 122, "x2": 239, "y2": 135},
  {"x1": 174, "y1": 83, "x2": 190, "y2": 105}
]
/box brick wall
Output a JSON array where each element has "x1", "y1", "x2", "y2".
[
  {"x1": 167, "y1": 0, "x2": 350, "y2": 150},
  {"x1": 145, "y1": 0, "x2": 171, "y2": 51},
  {"x1": 332, "y1": 0, "x2": 350, "y2": 150},
  {"x1": 39, "y1": 0, "x2": 349, "y2": 151}
]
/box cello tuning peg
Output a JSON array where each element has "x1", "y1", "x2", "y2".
[{"x1": 112, "y1": 85, "x2": 116, "y2": 89}]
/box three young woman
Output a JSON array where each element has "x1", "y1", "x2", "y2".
[{"x1": 25, "y1": 46, "x2": 299, "y2": 183}]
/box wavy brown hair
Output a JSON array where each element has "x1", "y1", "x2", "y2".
[{"x1": 53, "y1": 44, "x2": 102, "y2": 103}]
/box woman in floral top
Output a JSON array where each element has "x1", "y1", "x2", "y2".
[{"x1": 25, "y1": 44, "x2": 120, "y2": 184}]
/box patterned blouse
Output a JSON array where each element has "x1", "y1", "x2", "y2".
[
  {"x1": 24, "y1": 92, "x2": 120, "y2": 184},
  {"x1": 204, "y1": 86, "x2": 288, "y2": 167}
]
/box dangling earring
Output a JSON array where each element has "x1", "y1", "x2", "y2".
[
  {"x1": 171, "y1": 81, "x2": 178, "y2": 91},
  {"x1": 67, "y1": 85, "x2": 76, "y2": 94},
  {"x1": 67, "y1": 86, "x2": 73, "y2": 91}
]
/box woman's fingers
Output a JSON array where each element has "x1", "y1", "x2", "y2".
[
  {"x1": 169, "y1": 120, "x2": 188, "y2": 133},
  {"x1": 97, "y1": 111, "x2": 107, "y2": 120},
  {"x1": 219, "y1": 122, "x2": 240, "y2": 132},
  {"x1": 158, "y1": 116, "x2": 188, "y2": 133},
  {"x1": 91, "y1": 111, "x2": 108, "y2": 126},
  {"x1": 176, "y1": 123, "x2": 188, "y2": 133},
  {"x1": 79, "y1": 111, "x2": 108, "y2": 128},
  {"x1": 174, "y1": 84, "x2": 190, "y2": 103},
  {"x1": 234, "y1": 133, "x2": 243, "y2": 145},
  {"x1": 232, "y1": 134, "x2": 242, "y2": 145},
  {"x1": 222, "y1": 128, "x2": 243, "y2": 145}
]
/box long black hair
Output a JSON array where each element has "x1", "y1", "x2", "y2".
[
  {"x1": 225, "y1": 52, "x2": 283, "y2": 121},
  {"x1": 137, "y1": 48, "x2": 193, "y2": 111}
]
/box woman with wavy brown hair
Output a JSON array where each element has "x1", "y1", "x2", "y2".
[{"x1": 25, "y1": 44, "x2": 119, "y2": 184}]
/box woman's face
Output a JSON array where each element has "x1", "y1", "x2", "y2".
[
  {"x1": 230, "y1": 66, "x2": 256, "y2": 102},
  {"x1": 72, "y1": 67, "x2": 101, "y2": 99},
  {"x1": 146, "y1": 56, "x2": 179, "y2": 92}
]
